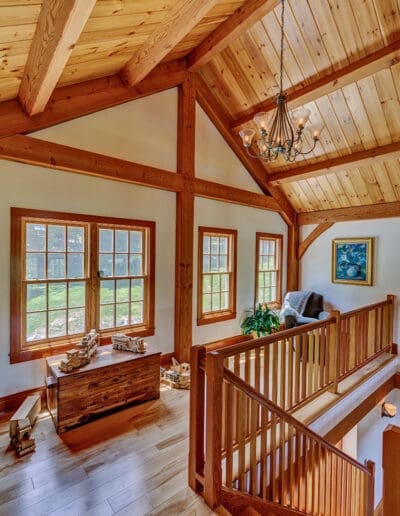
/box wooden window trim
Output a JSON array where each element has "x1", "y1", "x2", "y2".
[
  {"x1": 197, "y1": 226, "x2": 237, "y2": 326},
  {"x1": 10, "y1": 207, "x2": 155, "y2": 364},
  {"x1": 254, "y1": 232, "x2": 283, "y2": 309}
]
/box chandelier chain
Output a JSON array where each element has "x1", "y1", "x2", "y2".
[
  {"x1": 280, "y1": 0, "x2": 284, "y2": 94},
  {"x1": 238, "y1": 0, "x2": 322, "y2": 162}
]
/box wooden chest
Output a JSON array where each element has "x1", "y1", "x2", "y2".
[{"x1": 46, "y1": 344, "x2": 160, "y2": 433}]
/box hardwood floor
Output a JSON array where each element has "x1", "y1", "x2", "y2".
[{"x1": 0, "y1": 387, "x2": 214, "y2": 516}]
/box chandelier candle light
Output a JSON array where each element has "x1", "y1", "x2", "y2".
[{"x1": 239, "y1": 0, "x2": 323, "y2": 162}]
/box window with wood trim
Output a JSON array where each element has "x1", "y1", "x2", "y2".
[
  {"x1": 255, "y1": 233, "x2": 283, "y2": 307},
  {"x1": 11, "y1": 208, "x2": 155, "y2": 363},
  {"x1": 197, "y1": 227, "x2": 237, "y2": 325}
]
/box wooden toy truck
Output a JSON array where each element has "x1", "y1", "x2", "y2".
[{"x1": 9, "y1": 394, "x2": 41, "y2": 456}]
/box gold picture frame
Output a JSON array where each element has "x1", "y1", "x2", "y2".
[{"x1": 332, "y1": 238, "x2": 373, "y2": 286}]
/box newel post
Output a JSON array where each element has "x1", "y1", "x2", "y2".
[
  {"x1": 365, "y1": 460, "x2": 375, "y2": 516},
  {"x1": 386, "y1": 294, "x2": 395, "y2": 351},
  {"x1": 382, "y1": 424, "x2": 400, "y2": 516},
  {"x1": 204, "y1": 351, "x2": 224, "y2": 509},
  {"x1": 329, "y1": 309, "x2": 341, "y2": 393},
  {"x1": 189, "y1": 345, "x2": 206, "y2": 491}
]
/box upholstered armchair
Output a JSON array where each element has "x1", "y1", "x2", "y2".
[{"x1": 280, "y1": 291, "x2": 330, "y2": 329}]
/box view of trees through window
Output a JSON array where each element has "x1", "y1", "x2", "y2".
[
  {"x1": 25, "y1": 222, "x2": 87, "y2": 341},
  {"x1": 20, "y1": 216, "x2": 151, "y2": 347}
]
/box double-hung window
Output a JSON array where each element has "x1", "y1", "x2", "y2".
[
  {"x1": 11, "y1": 208, "x2": 155, "y2": 363},
  {"x1": 255, "y1": 232, "x2": 282, "y2": 307},
  {"x1": 197, "y1": 227, "x2": 237, "y2": 325}
]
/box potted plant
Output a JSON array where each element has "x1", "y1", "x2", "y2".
[{"x1": 241, "y1": 303, "x2": 280, "y2": 338}]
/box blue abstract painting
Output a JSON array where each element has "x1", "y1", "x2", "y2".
[{"x1": 332, "y1": 238, "x2": 373, "y2": 285}]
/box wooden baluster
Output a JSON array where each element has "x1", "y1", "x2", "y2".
[
  {"x1": 245, "y1": 350, "x2": 251, "y2": 436},
  {"x1": 302, "y1": 434, "x2": 308, "y2": 512},
  {"x1": 225, "y1": 382, "x2": 233, "y2": 489},
  {"x1": 255, "y1": 346, "x2": 260, "y2": 393},
  {"x1": 294, "y1": 335, "x2": 301, "y2": 405},
  {"x1": 288, "y1": 336, "x2": 294, "y2": 409},
  {"x1": 204, "y1": 351, "x2": 224, "y2": 509},
  {"x1": 280, "y1": 417, "x2": 286, "y2": 505},
  {"x1": 307, "y1": 330, "x2": 314, "y2": 398},
  {"x1": 272, "y1": 341, "x2": 278, "y2": 405},
  {"x1": 271, "y1": 412, "x2": 277, "y2": 502},
  {"x1": 314, "y1": 328, "x2": 320, "y2": 393},
  {"x1": 320, "y1": 325, "x2": 326, "y2": 387},
  {"x1": 233, "y1": 354, "x2": 240, "y2": 444},
  {"x1": 237, "y1": 389, "x2": 246, "y2": 491},
  {"x1": 260, "y1": 406, "x2": 267, "y2": 499},
  {"x1": 250, "y1": 398, "x2": 258, "y2": 495},
  {"x1": 189, "y1": 345, "x2": 206, "y2": 491},
  {"x1": 295, "y1": 428, "x2": 301, "y2": 510},
  {"x1": 325, "y1": 450, "x2": 332, "y2": 515},
  {"x1": 301, "y1": 332, "x2": 307, "y2": 402},
  {"x1": 387, "y1": 294, "x2": 395, "y2": 351},
  {"x1": 288, "y1": 426, "x2": 294, "y2": 508},
  {"x1": 329, "y1": 311, "x2": 340, "y2": 393},
  {"x1": 280, "y1": 337, "x2": 286, "y2": 409},
  {"x1": 263, "y1": 344, "x2": 269, "y2": 400},
  {"x1": 366, "y1": 460, "x2": 375, "y2": 516}
]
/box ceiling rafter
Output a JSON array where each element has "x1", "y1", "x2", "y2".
[
  {"x1": 231, "y1": 39, "x2": 400, "y2": 131},
  {"x1": 18, "y1": 0, "x2": 96, "y2": 116},
  {"x1": 187, "y1": 0, "x2": 279, "y2": 72},
  {"x1": 297, "y1": 202, "x2": 400, "y2": 225},
  {"x1": 194, "y1": 74, "x2": 296, "y2": 226},
  {"x1": 0, "y1": 60, "x2": 186, "y2": 140},
  {"x1": 120, "y1": 0, "x2": 218, "y2": 87},
  {"x1": 267, "y1": 142, "x2": 400, "y2": 184}
]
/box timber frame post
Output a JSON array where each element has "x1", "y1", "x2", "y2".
[
  {"x1": 286, "y1": 224, "x2": 299, "y2": 292},
  {"x1": 174, "y1": 73, "x2": 196, "y2": 363}
]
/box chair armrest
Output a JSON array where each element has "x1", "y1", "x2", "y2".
[{"x1": 284, "y1": 315, "x2": 297, "y2": 329}]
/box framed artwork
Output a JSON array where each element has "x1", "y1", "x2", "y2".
[{"x1": 332, "y1": 238, "x2": 373, "y2": 286}]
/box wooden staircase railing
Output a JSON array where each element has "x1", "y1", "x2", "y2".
[
  {"x1": 189, "y1": 296, "x2": 395, "y2": 515},
  {"x1": 338, "y1": 295, "x2": 394, "y2": 380},
  {"x1": 204, "y1": 360, "x2": 375, "y2": 515}
]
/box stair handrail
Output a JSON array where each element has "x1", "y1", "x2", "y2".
[
  {"x1": 223, "y1": 366, "x2": 370, "y2": 474},
  {"x1": 216, "y1": 316, "x2": 335, "y2": 358}
]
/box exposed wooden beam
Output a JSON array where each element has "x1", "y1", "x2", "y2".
[
  {"x1": 18, "y1": 0, "x2": 96, "y2": 116},
  {"x1": 231, "y1": 39, "x2": 400, "y2": 131},
  {"x1": 194, "y1": 75, "x2": 296, "y2": 226},
  {"x1": 0, "y1": 60, "x2": 186, "y2": 140},
  {"x1": 0, "y1": 134, "x2": 183, "y2": 192},
  {"x1": 194, "y1": 178, "x2": 280, "y2": 212},
  {"x1": 297, "y1": 202, "x2": 400, "y2": 225},
  {"x1": 287, "y1": 225, "x2": 299, "y2": 291},
  {"x1": 175, "y1": 74, "x2": 196, "y2": 363},
  {"x1": 298, "y1": 223, "x2": 334, "y2": 259},
  {"x1": 120, "y1": 0, "x2": 217, "y2": 87},
  {"x1": 267, "y1": 142, "x2": 400, "y2": 185},
  {"x1": 187, "y1": 0, "x2": 279, "y2": 72}
]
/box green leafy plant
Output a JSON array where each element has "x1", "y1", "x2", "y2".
[{"x1": 241, "y1": 303, "x2": 280, "y2": 337}]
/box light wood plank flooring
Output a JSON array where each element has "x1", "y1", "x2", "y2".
[{"x1": 0, "y1": 388, "x2": 213, "y2": 516}]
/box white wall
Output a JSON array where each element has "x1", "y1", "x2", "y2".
[
  {"x1": 193, "y1": 197, "x2": 287, "y2": 344},
  {"x1": 0, "y1": 160, "x2": 176, "y2": 396},
  {"x1": 195, "y1": 103, "x2": 263, "y2": 193},
  {"x1": 300, "y1": 219, "x2": 400, "y2": 343},
  {"x1": 34, "y1": 89, "x2": 178, "y2": 172},
  {"x1": 0, "y1": 88, "x2": 289, "y2": 396}
]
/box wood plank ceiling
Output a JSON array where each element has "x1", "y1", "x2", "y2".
[{"x1": 0, "y1": 0, "x2": 399, "y2": 216}]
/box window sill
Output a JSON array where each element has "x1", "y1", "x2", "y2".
[
  {"x1": 10, "y1": 327, "x2": 155, "y2": 364},
  {"x1": 197, "y1": 311, "x2": 236, "y2": 326}
]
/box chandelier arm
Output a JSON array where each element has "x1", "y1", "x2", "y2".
[
  {"x1": 245, "y1": 145, "x2": 260, "y2": 159},
  {"x1": 296, "y1": 138, "x2": 319, "y2": 156}
]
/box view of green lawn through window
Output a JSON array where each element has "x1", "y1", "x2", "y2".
[
  {"x1": 202, "y1": 234, "x2": 230, "y2": 313},
  {"x1": 25, "y1": 222, "x2": 86, "y2": 341}
]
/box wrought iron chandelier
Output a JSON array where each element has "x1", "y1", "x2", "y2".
[{"x1": 239, "y1": 0, "x2": 323, "y2": 162}]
